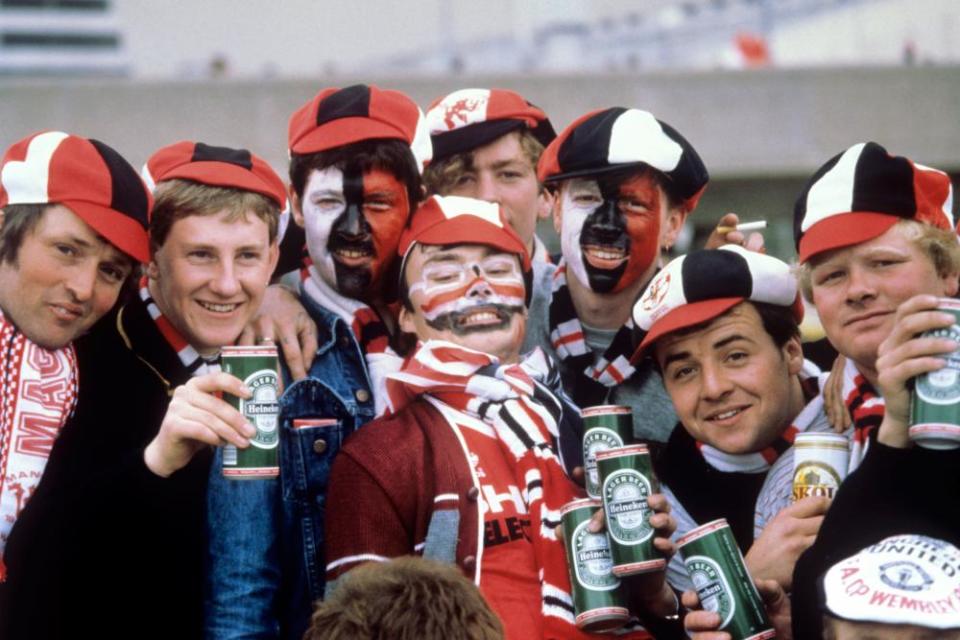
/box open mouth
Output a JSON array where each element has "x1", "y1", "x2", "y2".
[
  {"x1": 706, "y1": 406, "x2": 749, "y2": 423},
  {"x1": 456, "y1": 306, "x2": 508, "y2": 329},
  {"x1": 426, "y1": 303, "x2": 521, "y2": 335},
  {"x1": 582, "y1": 244, "x2": 627, "y2": 270},
  {"x1": 198, "y1": 301, "x2": 242, "y2": 314}
]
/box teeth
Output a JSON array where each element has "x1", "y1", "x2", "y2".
[
  {"x1": 337, "y1": 249, "x2": 370, "y2": 259},
  {"x1": 461, "y1": 311, "x2": 499, "y2": 326},
  {"x1": 585, "y1": 247, "x2": 625, "y2": 260},
  {"x1": 200, "y1": 302, "x2": 239, "y2": 313},
  {"x1": 712, "y1": 409, "x2": 742, "y2": 420}
]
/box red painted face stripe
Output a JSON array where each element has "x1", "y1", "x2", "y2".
[{"x1": 419, "y1": 278, "x2": 525, "y2": 314}]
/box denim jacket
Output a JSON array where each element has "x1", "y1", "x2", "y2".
[{"x1": 205, "y1": 296, "x2": 375, "y2": 640}]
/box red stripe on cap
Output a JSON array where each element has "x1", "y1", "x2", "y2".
[
  {"x1": 797, "y1": 212, "x2": 900, "y2": 263},
  {"x1": 912, "y1": 162, "x2": 953, "y2": 231}
]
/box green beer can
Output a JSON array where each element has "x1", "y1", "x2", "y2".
[
  {"x1": 596, "y1": 444, "x2": 666, "y2": 576},
  {"x1": 220, "y1": 345, "x2": 281, "y2": 479},
  {"x1": 909, "y1": 298, "x2": 960, "y2": 450},
  {"x1": 582, "y1": 405, "x2": 634, "y2": 499},
  {"x1": 560, "y1": 498, "x2": 629, "y2": 633},
  {"x1": 677, "y1": 519, "x2": 774, "y2": 640}
]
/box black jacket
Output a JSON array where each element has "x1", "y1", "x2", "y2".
[{"x1": 0, "y1": 296, "x2": 209, "y2": 640}]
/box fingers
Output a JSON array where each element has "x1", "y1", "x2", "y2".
[
  {"x1": 785, "y1": 495, "x2": 831, "y2": 518},
  {"x1": 237, "y1": 324, "x2": 257, "y2": 347},
  {"x1": 571, "y1": 465, "x2": 585, "y2": 486},
  {"x1": 279, "y1": 327, "x2": 308, "y2": 381},
  {"x1": 587, "y1": 508, "x2": 606, "y2": 533},
  {"x1": 744, "y1": 231, "x2": 765, "y2": 253},
  {"x1": 681, "y1": 589, "x2": 701, "y2": 610},
  {"x1": 169, "y1": 384, "x2": 255, "y2": 446},
  {"x1": 704, "y1": 213, "x2": 740, "y2": 250},
  {"x1": 188, "y1": 371, "x2": 250, "y2": 398}
]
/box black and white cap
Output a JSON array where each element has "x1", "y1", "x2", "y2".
[
  {"x1": 632, "y1": 244, "x2": 802, "y2": 354},
  {"x1": 821, "y1": 534, "x2": 960, "y2": 629},
  {"x1": 795, "y1": 141, "x2": 955, "y2": 262},
  {"x1": 537, "y1": 107, "x2": 709, "y2": 209}
]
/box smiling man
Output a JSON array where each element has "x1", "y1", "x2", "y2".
[
  {"x1": 631, "y1": 245, "x2": 832, "y2": 595},
  {"x1": 2, "y1": 139, "x2": 285, "y2": 639},
  {"x1": 533, "y1": 108, "x2": 709, "y2": 443}
]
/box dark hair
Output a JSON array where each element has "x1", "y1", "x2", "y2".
[
  {"x1": 0, "y1": 203, "x2": 48, "y2": 265},
  {"x1": 422, "y1": 128, "x2": 544, "y2": 197},
  {"x1": 288, "y1": 138, "x2": 422, "y2": 210}
]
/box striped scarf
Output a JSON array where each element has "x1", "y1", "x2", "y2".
[
  {"x1": 840, "y1": 357, "x2": 883, "y2": 472},
  {"x1": 548, "y1": 261, "x2": 637, "y2": 408},
  {"x1": 300, "y1": 262, "x2": 400, "y2": 417},
  {"x1": 697, "y1": 360, "x2": 823, "y2": 473},
  {"x1": 138, "y1": 278, "x2": 220, "y2": 377},
  {"x1": 386, "y1": 341, "x2": 648, "y2": 639},
  {"x1": 0, "y1": 309, "x2": 79, "y2": 581}
]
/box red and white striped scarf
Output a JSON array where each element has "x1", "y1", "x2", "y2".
[
  {"x1": 386, "y1": 341, "x2": 648, "y2": 639},
  {"x1": 697, "y1": 360, "x2": 825, "y2": 473},
  {"x1": 0, "y1": 309, "x2": 78, "y2": 581},
  {"x1": 840, "y1": 357, "x2": 883, "y2": 472},
  {"x1": 300, "y1": 262, "x2": 400, "y2": 416},
  {"x1": 138, "y1": 277, "x2": 221, "y2": 377},
  {"x1": 548, "y1": 261, "x2": 637, "y2": 407}
]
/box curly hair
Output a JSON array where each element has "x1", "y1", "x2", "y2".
[{"x1": 422, "y1": 129, "x2": 544, "y2": 197}]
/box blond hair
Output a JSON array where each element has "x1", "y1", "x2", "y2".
[{"x1": 423, "y1": 129, "x2": 544, "y2": 197}]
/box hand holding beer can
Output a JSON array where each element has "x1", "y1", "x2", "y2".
[
  {"x1": 220, "y1": 345, "x2": 281, "y2": 479},
  {"x1": 677, "y1": 519, "x2": 775, "y2": 640},
  {"x1": 582, "y1": 405, "x2": 634, "y2": 498},
  {"x1": 909, "y1": 298, "x2": 960, "y2": 449},
  {"x1": 791, "y1": 432, "x2": 849, "y2": 502},
  {"x1": 596, "y1": 444, "x2": 666, "y2": 576}
]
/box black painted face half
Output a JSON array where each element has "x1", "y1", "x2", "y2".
[
  {"x1": 578, "y1": 179, "x2": 629, "y2": 294},
  {"x1": 328, "y1": 164, "x2": 375, "y2": 298}
]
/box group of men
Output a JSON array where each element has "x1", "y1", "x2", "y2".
[{"x1": 0, "y1": 83, "x2": 957, "y2": 640}]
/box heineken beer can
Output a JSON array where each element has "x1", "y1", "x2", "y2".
[
  {"x1": 582, "y1": 405, "x2": 634, "y2": 498},
  {"x1": 220, "y1": 345, "x2": 281, "y2": 479},
  {"x1": 596, "y1": 445, "x2": 666, "y2": 576},
  {"x1": 677, "y1": 519, "x2": 774, "y2": 640},
  {"x1": 910, "y1": 298, "x2": 960, "y2": 449},
  {"x1": 560, "y1": 498, "x2": 629, "y2": 633},
  {"x1": 791, "y1": 433, "x2": 849, "y2": 502}
]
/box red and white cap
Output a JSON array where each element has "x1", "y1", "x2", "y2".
[
  {"x1": 538, "y1": 107, "x2": 709, "y2": 211},
  {"x1": 794, "y1": 141, "x2": 955, "y2": 263},
  {"x1": 821, "y1": 534, "x2": 960, "y2": 629},
  {"x1": 142, "y1": 140, "x2": 286, "y2": 210},
  {"x1": 0, "y1": 130, "x2": 152, "y2": 263},
  {"x1": 632, "y1": 244, "x2": 802, "y2": 354},
  {"x1": 288, "y1": 84, "x2": 432, "y2": 172},
  {"x1": 425, "y1": 88, "x2": 556, "y2": 161}
]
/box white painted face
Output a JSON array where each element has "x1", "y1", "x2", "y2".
[
  {"x1": 300, "y1": 166, "x2": 344, "y2": 289},
  {"x1": 559, "y1": 178, "x2": 601, "y2": 288}
]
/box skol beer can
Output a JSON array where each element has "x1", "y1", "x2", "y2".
[
  {"x1": 596, "y1": 444, "x2": 666, "y2": 576},
  {"x1": 220, "y1": 345, "x2": 281, "y2": 479},
  {"x1": 910, "y1": 298, "x2": 960, "y2": 449},
  {"x1": 791, "y1": 432, "x2": 849, "y2": 502},
  {"x1": 560, "y1": 498, "x2": 629, "y2": 633},
  {"x1": 582, "y1": 405, "x2": 634, "y2": 499},
  {"x1": 677, "y1": 519, "x2": 775, "y2": 640}
]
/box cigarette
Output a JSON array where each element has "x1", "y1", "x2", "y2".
[{"x1": 715, "y1": 220, "x2": 767, "y2": 234}]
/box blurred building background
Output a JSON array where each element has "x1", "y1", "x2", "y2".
[{"x1": 1, "y1": 0, "x2": 959, "y2": 277}]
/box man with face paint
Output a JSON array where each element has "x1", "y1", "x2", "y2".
[
  {"x1": 204, "y1": 85, "x2": 432, "y2": 640},
  {"x1": 325, "y1": 195, "x2": 682, "y2": 640},
  {"x1": 531, "y1": 107, "x2": 709, "y2": 444}
]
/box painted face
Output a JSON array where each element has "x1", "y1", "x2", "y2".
[
  {"x1": 296, "y1": 165, "x2": 410, "y2": 300},
  {"x1": 147, "y1": 210, "x2": 278, "y2": 357},
  {"x1": 401, "y1": 244, "x2": 526, "y2": 363},
  {"x1": 0, "y1": 205, "x2": 133, "y2": 349},
  {"x1": 559, "y1": 171, "x2": 662, "y2": 294},
  {"x1": 809, "y1": 223, "x2": 959, "y2": 375},
  {"x1": 655, "y1": 303, "x2": 804, "y2": 454}
]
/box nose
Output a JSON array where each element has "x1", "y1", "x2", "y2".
[
  {"x1": 337, "y1": 202, "x2": 366, "y2": 239},
  {"x1": 65, "y1": 261, "x2": 99, "y2": 303},
  {"x1": 845, "y1": 264, "x2": 877, "y2": 304},
  {"x1": 209, "y1": 258, "x2": 241, "y2": 298},
  {"x1": 476, "y1": 172, "x2": 500, "y2": 204},
  {"x1": 700, "y1": 360, "x2": 734, "y2": 403},
  {"x1": 586, "y1": 199, "x2": 623, "y2": 239},
  {"x1": 466, "y1": 271, "x2": 494, "y2": 299}
]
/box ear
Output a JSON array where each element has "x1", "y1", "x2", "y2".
[
  {"x1": 289, "y1": 184, "x2": 304, "y2": 228},
  {"x1": 551, "y1": 186, "x2": 564, "y2": 234},
  {"x1": 661, "y1": 203, "x2": 690, "y2": 249},
  {"x1": 941, "y1": 268, "x2": 959, "y2": 298},
  {"x1": 398, "y1": 305, "x2": 416, "y2": 334},
  {"x1": 783, "y1": 335, "x2": 804, "y2": 376},
  {"x1": 537, "y1": 188, "x2": 555, "y2": 221},
  {"x1": 145, "y1": 257, "x2": 160, "y2": 281},
  {"x1": 267, "y1": 238, "x2": 280, "y2": 275}
]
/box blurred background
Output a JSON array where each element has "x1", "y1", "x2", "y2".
[{"x1": 1, "y1": 0, "x2": 958, "y2": 277}]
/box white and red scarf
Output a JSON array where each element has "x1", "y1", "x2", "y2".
[
  {"x1": 386, "y1": 341, "x2": 648, "y2": 639},
  {"x1": 139, "y1": 278, "x2": 220, "y2": 377},
  {"x1": 0, "y1": 309, "x2": 79, "y2": 581},
  {"x1": 300, "y1": 263, "x2": 400, "y2": 416},
  {"x1": 548, "y1": 261, "x2": 638, "y2": 408},
  {"x1": 697, "y1": 360, "x2": 825, "y2": 473},
  {"x1": 839, "y1": 357, "x2": 883, "y2": 472}
]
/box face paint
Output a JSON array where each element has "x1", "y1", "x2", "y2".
[
  {"x1": 301, "y1": 165, "x2": 410, "y2": 300},
  {"x1": 560, "y1": 173, "x2": 663, "y2": 294}
]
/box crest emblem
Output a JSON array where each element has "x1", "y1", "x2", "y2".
[{"x1": 641, "y1": 272, "x2": 671, "y2": 311}]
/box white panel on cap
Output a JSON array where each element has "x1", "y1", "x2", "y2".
[
  {"x1": 426, "y1": 88, "x2": 491, "y2": 134},
  {"x1": 410, "y1": 106, "x2": 434, "y2": 173},
  {"x1": 1, "y1": 131, "x2": 69, "y2": 204},
  {"x1": 727, "y1": 244, "x2": 797, "y2": 306},
  {"x1": 633, "y1": 254, "x2": 689, "y2": 331},
  {"x1": 140, "y1": 163, "x2": 157, "y2": 192},
  {"x1": 435, "y1": 194, "x2": 503, "y2": 227},
  {"x1": 607, "y1": 109, "x2": 682, "y2": 172},
  {"x1": 801, "y1": 142, "x2": 864, "y2": 232}
]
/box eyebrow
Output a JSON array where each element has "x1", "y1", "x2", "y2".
[{"x1": 660, "y1": 334, "x2": 752, "y2": 369}]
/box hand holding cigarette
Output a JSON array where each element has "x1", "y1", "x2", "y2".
[
  {"x1": 715, "y1": 220, "x2": 768, "y2": 234},
  {"x1": 704, "y1": 212, "x2": 767, "y2": 253}
]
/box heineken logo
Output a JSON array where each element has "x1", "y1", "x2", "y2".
[
  {"x1": 572, "y1": 521, "x2": 619, "y2": 591},
  {"x1": 241, "y1": 369, "x2": 280, "y2": 450},
  {"x1": 687, "y1": 556, "x2": 735, "y2": 627},
  {"x1": 916, "y1": 324, "x2": 960, "y2": 405},
  {"x1": 583, "y1": 428, "x2": 625, "y2": 492},
  {"x1": 603, "y1": 469, "x2": 653, "y2": 545},
  {"x1": 792, "y1": 461, "x2": 842, "y2": 501}
]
